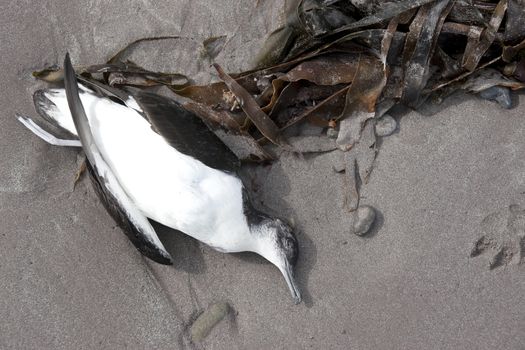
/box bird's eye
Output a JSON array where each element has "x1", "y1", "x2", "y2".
[{"x1": 282, "y1": 238, "x2": 298, "y2": 265}]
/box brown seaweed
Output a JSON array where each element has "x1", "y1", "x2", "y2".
[
  {"x1": 335, "y1": 55, "x2": 386, "y2": 151},
  {"x1": 504, "y1": 0, "x2": 525, "y2": 43},
  {"x1": 32, "y1": 0, "x2": 525, "y2": 164},
  {"x1": 33, "y1": 61, "x2": 189, "y2": 88},
  {"x1": 335, "y1": 16, "x2": 396, "y2": 150},
  {"x1": 213, "y1": 63, "x2": 290, "y2": 149},
  {"x1": 461, "y1": 0, "x2": 507, "y2": 71},
  {"x1": 401, "y1": 0, "x2": 453, "y2": 107}
]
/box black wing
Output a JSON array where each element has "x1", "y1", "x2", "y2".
[
  {"x1": 63, "y1": 53, "x2": 173, "y2": 265},
  {"x1": 64, "y1": 73, "x2": 240, "y2": 173},
  {"x1": 86, "y1": 161, "x2": 173, "y2": 265},
  {"x1": 129, "y1": 89, "x2": 240, "y2": 174}
]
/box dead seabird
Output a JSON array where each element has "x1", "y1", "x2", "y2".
[{"x1": 18, "y1": 53, "x2": 301, "y2": 304}]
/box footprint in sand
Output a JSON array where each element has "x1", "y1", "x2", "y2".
[{"x1": 470, "y1": 204, "x2": 525, "y2": 269}]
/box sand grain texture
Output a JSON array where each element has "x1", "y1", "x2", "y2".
[{"x1": 1, "y1": 1, "x2": 524, "y2": 349}]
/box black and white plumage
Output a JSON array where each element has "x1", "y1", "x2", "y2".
[{"x1": 18, "y1": 54, "x2": 301, "y2": 303}]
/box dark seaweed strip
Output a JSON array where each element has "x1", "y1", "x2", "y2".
[
  {"x1": 429, "y1": 55, "x2": 501, "y2": 91},
  {"x1": 504, "y1": 0, "x2": 525, "y2": 43},
  {"x1": 281, "y1": 84, "x2": 349, "y2": 130},
  {"x1": 329, "y1": 0, "x2": 438, "y2": 36},
  {"x1": 502, "y1": 37, "x2": 525, "y2": 62},
  {"x1": 335, "y1": 55, "x2": 386, "y2": 150},
  {"x1": 401, "y1": 0, "x2": 453, "y2": 107},
  {"x1": 461, "y1": 0, "x2": 507, "y2": 71},
  {"x1": 213, "y1": 64, "x2": 288, "y2": 148}
]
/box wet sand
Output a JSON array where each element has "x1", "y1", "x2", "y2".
[{"x1": 1, "y1": 1, "x2": 524, "y2": 349}]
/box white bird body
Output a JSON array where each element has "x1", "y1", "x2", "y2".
[
  {"x1": 18, "y1": 55, "x2": 301, "y2": 303},
  {"x1": 41, "y1": 88, "x2": 253, "y2": 253}
]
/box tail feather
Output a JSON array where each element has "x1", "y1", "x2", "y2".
[
  {"x1": 33, "y1": 89, "x2": 78, "y2": 137},
  {"x1": 16, "y1": 114, "x2": 81, "y2": 147}
]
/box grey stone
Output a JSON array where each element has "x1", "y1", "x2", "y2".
[
  {"x1": 326, "y1": 127, "x2": 338, "y2": 139},
  {"x1": 2, "y1": 1, "x2": 525, "y2": 349},
  {"x1": 353, "y1": 205, "x2": 376, "y2": 235},
  {"x1": 190, "y1": 302, "x2": 230, "y2": 342},
  {"x1": 478, "y1": 86, "x2": 513, "y2": 109},
  {"x1": 375, "y1": 114, "x2": 397, "y2": 137}
]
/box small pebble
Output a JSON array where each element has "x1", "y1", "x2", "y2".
[
  {"x1": 515, "y1": 59, "x2": 525, "y2": 82},
  {"x1": 478, "y1": 86, "x2": 512, "y2": 109},
  {"x1": 326, "y1": 127, "x2": 338, "y2": 139},
  {"x1": 375, "y1": 114, "x2": 397, "y2": 137},
  {"x1": 332, "y1": 162, "x2": 345, "y2": 173},
  {"x1": 353, "y1": 205, "x2": 376, "y2": 236},
  {"x1": 503, "y1": 59, "x2": 525, "y2": 82},
  {"x1": 190, "y1": 302, "x2": 230, "y2": 342},
  {"x1": 502, "y1": 62, "x2": 517, "y2": 77},
  {"x1": 330, "y1": 149, "x2": 345, "y2": 173},
  {"x1": 256, "y1": 76, "x2": 271, "y2": 92}
]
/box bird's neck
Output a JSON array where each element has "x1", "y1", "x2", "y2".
[
  {"x1": 242, "y1": 187, "x2": 267, "y2": 225},
  {"x1": 247, "y1": 222, "x2": 281, "y2": 267},
  {"x1": 240, "y1": 188, "x2": 276, "y2": 255}
]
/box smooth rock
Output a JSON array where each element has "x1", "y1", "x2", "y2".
[
  {"x1": 190, "y1": 302, "x2": 230, "y2": 342},
  {"x1": 375, "y1": 114, "x2": 397, "y2": 137},
  {"x1": 353, "y1": 205, "x2": 376, "y2": 236},
  {"x1": 327, "y1": 128, "x2": 338, "y2": 139},
  {"x1": 478, "y1": 86, "x2": 512, "y2": 109}
]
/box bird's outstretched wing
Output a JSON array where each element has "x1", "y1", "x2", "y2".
[
  {"x1": 128, "y1": 89, "x2": 240, "y2": 174},
  {"x1": 28, "y1": 67, "x2": 240, "y2": 174},
  {"x1": 63, "y1": 53, "x2": 173, "y2": 265}
]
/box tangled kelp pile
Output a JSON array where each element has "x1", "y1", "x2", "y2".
[{"x1": 34, "y1": 0, "x2": 525, "y2": 212}]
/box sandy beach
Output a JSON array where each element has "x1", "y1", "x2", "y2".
[{"x1": 1, "y1": 1, "x2": 524, "y2": 349}]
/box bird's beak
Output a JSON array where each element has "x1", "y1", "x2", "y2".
[{"x1": 280, "y1": 261, "x2": 302, "y2": 304}]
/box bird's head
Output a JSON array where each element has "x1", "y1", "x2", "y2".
[{"x1": 252, "y1": 217, "x2": 301, "y2": 304}]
